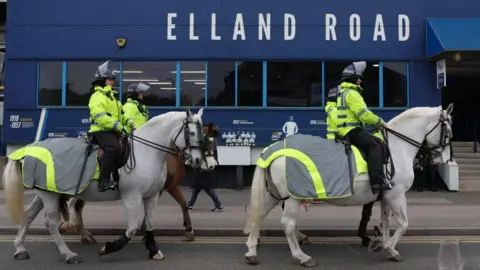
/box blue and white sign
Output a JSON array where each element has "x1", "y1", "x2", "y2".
[{"x1": 436, "y1": 59, "x2": 446, "y2": 89}]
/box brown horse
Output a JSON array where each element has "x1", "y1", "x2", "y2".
[{"x1": 58, "y1": 122, "x2": 220, "y2": 243}]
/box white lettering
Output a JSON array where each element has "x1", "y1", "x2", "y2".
[
  {"x1": 398, "y1": 14, "x2": 410, "y2": 41},
  {"x1": 189, "y1": 13, "x2": 199, "y2": 40},
  {"x1": 258, "y1": 13, "x2": 271, "y2": 40},
  {"x1": 349, "y1": 14, "x2": 361, "y2": 41},
  {"x1": 233, "y1": 13, "x2": 246, "y2": 40},
  {"x1": 325, "y1": 14, "x2": 337, "y2": 41},
  {"x1": 211, "y1": 13, "x2": 221, "y2": 40},
  {"x1": 284, "y1": 13, "x2": 296, "y2": 40},
  {"x1": 167, "y1": 13, "x2": 177, "y2": 40},
  {"x1": 373, "y1": 14, "x2": 386, "y2": 41}
]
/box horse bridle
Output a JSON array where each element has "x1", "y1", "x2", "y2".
[
  {"x1": 123, "y1": 117, "x2": 206, "y2": 173},
  {"x1": 381, "y1": 111, "x2": 453, "y2": 180},
  {"x1": 204, "y1": 136, "x2": 220, "y2": 166}
]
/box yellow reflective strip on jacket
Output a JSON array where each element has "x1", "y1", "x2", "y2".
[
  {"x1": 325, "y1": 101, "x2": 338, "y2": 140},
  {"x1": 8, "y1": 146, "x2": 56, "y2": 191},
  {"x1": 256, "y1": 148, "x2": 326, "y2": 198}
]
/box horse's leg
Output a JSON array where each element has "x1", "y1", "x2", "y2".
[
  {"x1": 143, "y1": 196, "x2": 164, "y2": 260},
  {"x1": 168, "y1": 186, "x2": 194, "y2": 241},
  {"x1": 384, "y1": 193, "x2": 408, "y2": 262},
  {"x1": 254, "y1": 195, "x2": 281, "y2": 247},
  {"x1": 99, "y1": 195, "x2": 143, "y2": 256},
  {"x1": 59, "y1": 197, "x2": 77, "y2": 234},
  {"x1": 73, "y1": 199, "x2": 96, "y2": 244},
  {"x1": 39, "y1": 193, "x2": 81, "y2": 264},
  {"x1": 282, "y1": 199, "x2": 316, "y2": 267},
  {"x1": 380, "y1": 198, "x2": 392, "y2": 251},
  {"x1": 358, "y1": 201, "x2": 375, "y2": 247},
  {"x1": 13, "y1": 195, "x2": 44, "y2": 260}
]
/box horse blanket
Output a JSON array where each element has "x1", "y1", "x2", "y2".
[
  {"x1": 256, "y1": 134, "x2": 368, "y2": 200},
  {"x1": 8, "y1": 138, "x2": 100, "y2": 195}
]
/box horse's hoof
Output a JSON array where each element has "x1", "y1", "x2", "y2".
[
  {"x1": 99, "y1": 245, "x2": 107, "y2": 256},
  {"x1": 185, "y1": 231, "x2": 195, "y2": 242},
  {"x1": 245, "y1": 255, "x2": 260, "y2": 265},
  {"x1": 66, "y1": 255, "x2": 82, "y2": 264},
  {"x1": 368, "y1": 239, "x2": 383, "y2": 252},
  {"x1": 13, "y1": 251, "x2": 30, "y2": 260},
  {"x1": 299, "y1": 237, "x2": 311, "y2": 245},
  {"x1": 301, "y1": 258, "x2": 317, "y2": 267},
  {"x1": 81, "y1": 235, "x2": 96, "y2": 244},
  {"x1": 388, "y1": 253, "x2": 404, "y2": 262},
  {"x1": 361, "y1": 237, "x2": 371, "y2": 247},
  {"x1": 150, "y1": 251, "x2": 165, "y2": 260}
]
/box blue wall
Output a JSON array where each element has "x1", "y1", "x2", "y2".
[{"x1": 5, "y1": 0, "x2": 477, "y2": 146}]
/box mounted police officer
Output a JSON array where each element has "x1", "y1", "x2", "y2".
[
  {"x1": 123, "y1": 82, "x2": 150, "y2": 133},
  {"x1": 87, "y1": 61, "x2": 124, "y2": 192},
  {"x1": 325, "y1": 86, "x2": 340, "y2": 140},
  {"x1": 336, "y1": 61, "x2": 393, "y2": 194}
]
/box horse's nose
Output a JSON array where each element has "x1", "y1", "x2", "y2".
[
  {"x1": 208, "y1": 165, "x2": 214, "y2": 170},
  {"x1": 195, "y1": 158, "x2": 200, "y2": 167}
]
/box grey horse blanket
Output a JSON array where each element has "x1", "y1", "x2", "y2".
[
  {"x1": 8, "y1": 138, "x2": 100, "y2": 195},
  {"x1": 256, "y1": 134, "x2": 368, "y2": 200}
]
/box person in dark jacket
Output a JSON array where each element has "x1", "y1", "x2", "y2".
[{"x1": 187, "y1": 170, "x2": 224, "y2": 212}]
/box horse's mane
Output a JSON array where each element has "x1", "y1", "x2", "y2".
[
  {"x1": 142, "y1": 111, "x2": 202, "y2": 130},
  {"x1": 387, "y1": 106, "x2": 441, "y2": 127}
]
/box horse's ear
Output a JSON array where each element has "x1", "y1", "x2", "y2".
[
  {"x1": 186, "y1": 108, "x2": 193, "y2": 119},
  {"x1": 446, "y1": 103, "x2": 454, "y2": 115},
  {"x1": 197, "y1": 107, "x2": 204, "y2": 118}
]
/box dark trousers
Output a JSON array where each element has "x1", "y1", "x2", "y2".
[
  {"x1": 346, "y1": 127, "x2": 384, "y2": 185},
  {"x1": 188, "y1": 188, "x2": 222, "y2": 208},
  {"x1": 89, "y1": 131, "x2": 121, "y2": 181}
]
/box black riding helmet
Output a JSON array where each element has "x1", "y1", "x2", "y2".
[
  {"x1": 339, "y1": 61, "x2": 366, "y2": 84},
  {"x1": 126, "y1": 82, "x2": 151, "y2": 99}
]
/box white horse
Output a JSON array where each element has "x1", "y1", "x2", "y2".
[
  {"x1": 243, "y1": 105, "x2": 454, "y2": 267},
  {"x1": 3, "y1": 108, "x2": 206, "y2": 264}
]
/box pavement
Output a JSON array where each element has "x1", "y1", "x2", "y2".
[
  {"x1": 0, "y1": 188, "x2": 479, "y2": 237},
  {"x1": 0, "y1": 236, "x2": 478, "y2": 269}
]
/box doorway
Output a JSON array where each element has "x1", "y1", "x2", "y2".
[{"x1": 441, "y1": 61, "x2": 480, "y2": 141}]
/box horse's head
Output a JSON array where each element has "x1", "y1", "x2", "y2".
[
  {"x1": 201, "y1": 122, "x2": 219, "y2": 171},
  {"x1": 424, "y1": 103, "x2": 454, "y2": 164},
  {"x1": 173, "y1": 108, "x2": 206, "y2": 169}
]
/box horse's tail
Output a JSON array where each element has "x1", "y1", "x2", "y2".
[
  {"x1": 3, "y1": 159, "x2": 25, "y2": 225},
  {"x1": 243, "y1": 165, "x2": 267, "y2": 235}
]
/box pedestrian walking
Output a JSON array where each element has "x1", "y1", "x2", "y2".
[{"x1": 187, "y1": 170, "x2": 224, "y2": 212}]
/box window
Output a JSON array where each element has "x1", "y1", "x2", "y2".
[
  {"x1": 237, "y1": 61, "x2": 263, "y2": 107},
  {"x1": 37, "y1": 61, "x2": 63, "y2": 106},
  {"x1": 266, "y1": 62, "x2": 322, "y2": 107},
  {"x1": 324, "y1": 61, "x2": 380, "y2": 107},
  {"x1": 206, "y1": 61, "x2": 235, "y2": 107},
  {"x1": 122, "y1": 61, "x2": 176, "y2": 107},
  {"x1": 179, "y1": 61, "x2": 206, "y2": 107},
  {"x1": 66, "y1": 61, "x2": 120, "y2": 106},
  {"x1": 383, "y1": 62, "x2": 408, "y2": 107}
]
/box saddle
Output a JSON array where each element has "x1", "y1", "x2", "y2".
[{"x1": 85, "y1": 135, "x2": 131, "y2": 183}]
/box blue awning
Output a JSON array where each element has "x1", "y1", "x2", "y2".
[{"x1": 426, "y1": 18, "x2": 480, "y2": 59}]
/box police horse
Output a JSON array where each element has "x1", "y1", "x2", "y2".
[
  {"x1": 3, "y1": 109, "x2": 206, "y2": 264},
  {"x1": 58, "y1": 123, "x2": 220, "y2": 244},
  {"x1": 243, "y1": 105, "x2": 453, "y2": 267}
]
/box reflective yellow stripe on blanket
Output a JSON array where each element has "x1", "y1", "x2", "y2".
[
  {"x1": 257, "y1": 147, "x2": 327, "y2": 199},
  {"x1": 8, "y1": 146, "x2": 57, "y2": 192}
]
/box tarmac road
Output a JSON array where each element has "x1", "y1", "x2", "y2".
[{"x1": 0, "y1": 236, "x2": 478, "y2": 270}]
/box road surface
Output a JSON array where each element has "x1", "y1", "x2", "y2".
[{"x1": 0, "y1": 236, "x2": 478, "y2": 269}]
